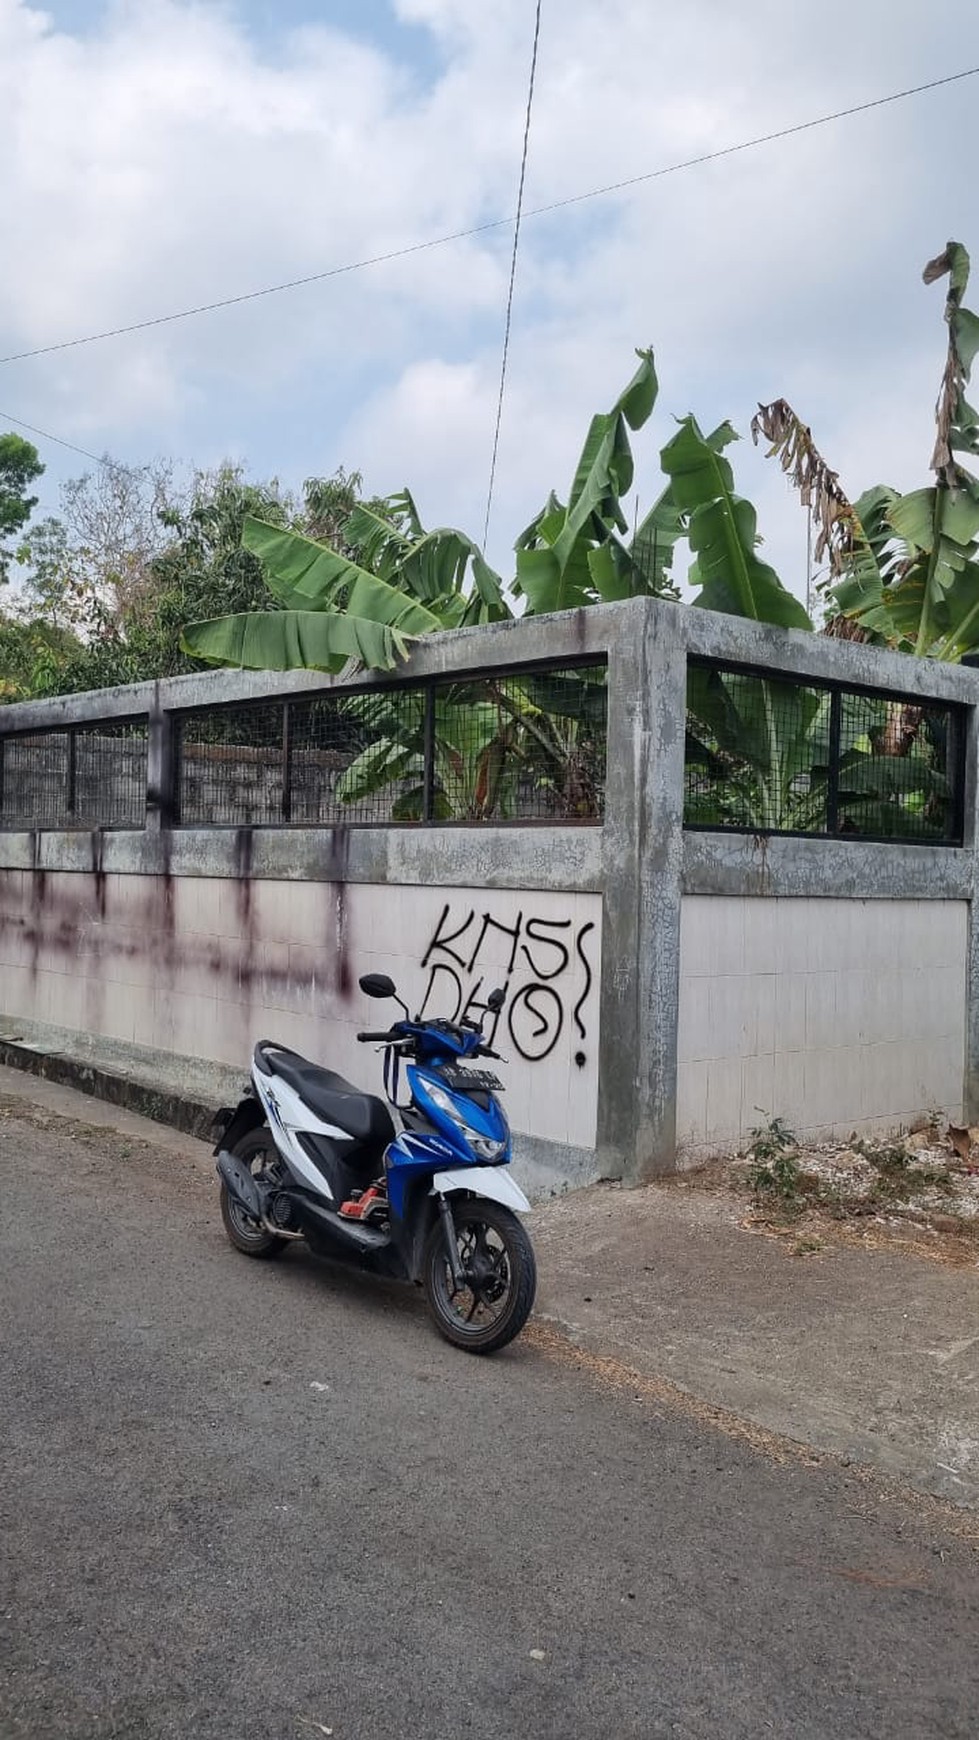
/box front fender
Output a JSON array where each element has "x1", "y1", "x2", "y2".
[{"x1": 432, "y1": 1167, "x2": 531, "y2": 1215}]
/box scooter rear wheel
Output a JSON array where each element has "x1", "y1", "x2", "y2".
[
  {"x1": 220, "y1": 1128, "x2": 288, "y2": 1259},
  {"x1": 423, "y1": 1198, "x2": 536, "y2": 1355}
]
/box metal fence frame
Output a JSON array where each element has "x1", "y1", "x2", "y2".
[
  {"x1": 0, "y1": 634, "x2": 970, "y2": 849},
  {"x1": 0, "y1": 658, "x2": 610, "y2": 833},
  {"x1": 171, "y1": 658, "x2": 609, "y2": 830},
  {"x1": 683, "y1": 655, "x2": 968, "y2": 847},
  {"x1": 0, "y1": 716, "x2": 150, "y2": 833}
]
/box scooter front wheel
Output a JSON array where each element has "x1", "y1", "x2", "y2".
[{"x1": 424, "y1": 1198, "x2": 536, "y2": 1355}]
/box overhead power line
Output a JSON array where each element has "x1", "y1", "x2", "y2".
[
  {"x1": 0, "y1": 63, "x2": 976, "y2": 371},
  {"x1": 483, "y1": 0, "x2": 542, "y2": 549},
  {"x1": 0, "y1": 406, "x2": 142, "y2": 474}
]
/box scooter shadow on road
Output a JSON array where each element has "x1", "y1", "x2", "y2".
[{"x1": 205, "y1": 1222, "x2": 537, "y2": 1361}]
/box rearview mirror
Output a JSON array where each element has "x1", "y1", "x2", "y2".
[
  {"x1": 486, "y1": 987, "x2": 506, "y2": 1012},
  {"x1": 359, "y1": 973, "x2": 396, "y2": 1000}
]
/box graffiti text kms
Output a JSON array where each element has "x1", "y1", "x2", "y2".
[{"x1": 419, "y1": 903, "x2": 595, "y2": 1065}]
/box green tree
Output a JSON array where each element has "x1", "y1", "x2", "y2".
[
  {"x1": 15, "y1": 463, "x2": 378, "y2": 695},
  {"x1": 0, "y1": 433, "x2": 44, "y2": 581},
  {"x1": 0, "y1": 614, "x2": 82, "y2": 702},
  {"x1": 16, "y1": 457, "x2": 178, "y2": 632}
]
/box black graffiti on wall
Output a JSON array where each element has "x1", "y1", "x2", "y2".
[{"x1": 419, "y1": 903, "x2": 595, "y2": 1064}]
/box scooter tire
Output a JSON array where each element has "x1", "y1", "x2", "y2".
[
  {"x1": 423, "y1": 1198, "x2": 536, "y2": 1355},
  {"x1": 219, "y1": 1129, "x2": 288, "y2": 1259}
]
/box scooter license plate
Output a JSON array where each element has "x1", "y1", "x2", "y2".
[{"x1": 443, "y1": 1067, "x2": 503, "y2": 1092}]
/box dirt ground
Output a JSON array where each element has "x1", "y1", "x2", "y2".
[{"x1": 674, "y1": 1113, "x2": 979, "y2": 1270}]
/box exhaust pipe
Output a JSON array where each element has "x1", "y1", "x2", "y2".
[{"x1": 216, "y1": 1150, "x2": 304, "y2": 1240}]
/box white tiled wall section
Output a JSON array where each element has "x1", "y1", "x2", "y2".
[
  {"x1": 0, "y1": 872, "x2": 602, "y2": 1150},
  {"x1": 677, "y1": 896, "x2": 967, "y2": 1154}
]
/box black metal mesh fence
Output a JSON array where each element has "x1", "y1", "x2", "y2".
[
  {"x1": 173, "y1": 663, "x2": 608, "y2": 827},
  {"x1": 835, "y1": 690, "x2": 962, "y2": 841},
  {"x1": 0, "y1": 658, "x2": 963, "y2": 842},
  {"x1": 684, "y1": 659, "x2": 965, "y2": 844},
  {"x1": 432, "y1": 667, "x2": 607, "y2": 822},
  {"x1": 288, "y1": 689, "x2": 426, "y2": 825},
  {"x1": 176, "y1": 702, "x2": 285, "y2": 827},
  {"x1": 0, "y1": 720, "x2": 148, "y2": 831}
]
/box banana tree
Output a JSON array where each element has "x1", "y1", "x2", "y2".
[
  {"x1": 177, "y1": 341, "x2": 896, "y2": 832},
  {"x1": 755, "y1": 241, "x2": 979, "y2": 663},
  {"x1": 683, "y1": 665, "x2": 828, "y2": 832},
  {"x1": 180, "y1": 353, "x2": 674, "y2": 819},
  {"x1": 181, "y1": 495, "x2": 512, "y2": 674},
  {"x1": 181, "y1": 348, "x2": 677, "y2": 678},
  {"x1": 741, "y1": 241, "x2": 979, "y2": 836},
  {"x1": 654, "y1": 414, "x2": 820, "y2": 829},
  {"x1": 514, "y1": 348, "x2": 675, "y2": 608},
  {"x1": 332, "y1": 665, "x2": 607, "y2": 822},
  {"x1": 332, "y1": 687, "x2": 516, "y2": 823}
]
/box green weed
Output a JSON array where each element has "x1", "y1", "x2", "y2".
[{"x1": 747, "y1": 1115, "x2": 802, "y2": 1207}]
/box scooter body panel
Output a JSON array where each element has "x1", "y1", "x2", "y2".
[
  {"x1": 431, "y1": 1167, "x2": 531, "y2": 1215},
  {"x1": 251, "y1": 1058, "x2": 355, "y2": 1199}
]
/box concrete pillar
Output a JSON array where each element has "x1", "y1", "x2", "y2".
[
  {"x1": 963, "y1": 698, "x2": 979, "y2": 1123},
  {"x1": 145, "y1": 684, "x2": 175, "y2": 834},
  {"x1": 597, "y1": 602, "x2": 686, "y2": 1182}
]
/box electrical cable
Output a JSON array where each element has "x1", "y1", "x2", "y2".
[
  {"x1": 0, "y1": 64, "x2": 975, "y2": 370},
  {"x1": 483, "y1": 0, "x2": 542, "y2": 549},
  {"x1": 0, "y1": 406, "x2": 142, "y2": 474}
]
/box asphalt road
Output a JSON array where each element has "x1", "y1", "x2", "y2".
[{"x1": 2, "y1": 1094, "x2": 979, "y2": 1740}]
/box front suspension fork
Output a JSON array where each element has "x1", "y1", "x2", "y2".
[{"x1": 436, "y1": 1193, "x2": 464, "y2": 1289}]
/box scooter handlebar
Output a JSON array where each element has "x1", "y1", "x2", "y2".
[{"x1": 356, "y1": 1027, "x2": 503, "y2": 1058}]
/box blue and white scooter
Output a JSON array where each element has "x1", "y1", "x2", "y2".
[{"x1": 213, "y1": 973, "x2": 536, "y2": 1354}]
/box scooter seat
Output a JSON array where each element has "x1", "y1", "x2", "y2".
[{"x1": 254, "y1": 1042, "x2": 395, "y2": 1147}]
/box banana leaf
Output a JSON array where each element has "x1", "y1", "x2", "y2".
[
  {"x1": 515, "y1": 667, "x2": 608, "y2": 725},
  {"x1": 632, "y1": 420, "x2": 739, "y2": 598},
  {"x1": 515, "y1": 542, "x2": 592, "y2": 614},
  {"x1": 586, "y1": 539, "x2": 639, "y2": 602},
  {"x1": 400, "y1": 530, "x2": 505, "y2": 611},
  {"x1": 342, "y1": 502, "x2": 414, "y2": 580},
  {"x1": 515, "y1": 349, "x2": 658, "y2": 615},
  {"x1": 181, "y1": 608, "x2": 413, "y2": 673},
  {"x1": 661, "y1": 417, "x2": 812, "y2": 630},
  {"x1": 836, "y1": 750, "x2": 948, "y2": 800},
  {"x1": 241, "y1": 516, "x2": 369, "y2": 610},
  {"x1": 244, "y1": 515, "x2": 449, "y2": 637},
  {"x1": 343, "y1": 494, "x2": 508, "y2": 618},
  {"x1": 335, "y1": 737, "x2": 424, "y2": 806}
]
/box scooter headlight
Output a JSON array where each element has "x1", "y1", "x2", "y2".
[
  {"x1": 425, "y1": 1083, "x2": 464, "y2": 1124},
  {"x1": 467, "y1": 1132, "x2": 507, "y2": 1162},
  {"x1": 425, "y1": 1083, "x2": 506, "y2": 1163}
]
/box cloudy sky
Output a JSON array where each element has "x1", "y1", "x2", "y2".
[{"x1": 1, "y1": 0, "x2": 977, "y2": 597}]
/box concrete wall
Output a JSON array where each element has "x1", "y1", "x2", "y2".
[
  {"x1": 0, "y1": 870, "x2": 601, "y2": 1154},
  {"x1": 676, "y1": 896, "x2": 967, "y2": 1158},
  {"x1": 2, "y1": 595, "x2": 978, "y2": 1186}
]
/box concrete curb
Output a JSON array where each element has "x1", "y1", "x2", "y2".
[{"x1": 0, "y1": 1037, "x2": 217, "y2": 1140}]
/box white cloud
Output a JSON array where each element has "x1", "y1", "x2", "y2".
[{"x1": 0, "y1": 0, "x2": 976, "y2": 601}]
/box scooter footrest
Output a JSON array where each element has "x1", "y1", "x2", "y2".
[{"x1": 339, "y1": 1185, "x2": 386, "y2": 1221}]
